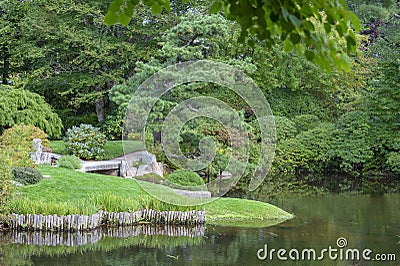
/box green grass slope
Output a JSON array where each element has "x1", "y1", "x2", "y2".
[{"x1": 10, "y1": 166, "x2": 293, "y2": 227}]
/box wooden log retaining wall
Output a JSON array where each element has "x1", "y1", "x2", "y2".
[
  {"x1": 4, "y1": 224, "x2": 205, "y2": 246},
  {"x1": 7, "y1": 209, "x2": 205, "y2": 232}
]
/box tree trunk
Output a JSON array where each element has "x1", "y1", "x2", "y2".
[
  {"x1": 95, "y1": 97, "x2": 105, "y2": 123},
  {"x1": 95, "y1": 85, "x2": 105, "y2": 122}
]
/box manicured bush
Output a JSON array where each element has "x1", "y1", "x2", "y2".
[
  {"x1": 57, "y1": 160, "x2": 75, "y2": 170},
  {"x1": 12, "y1": 167, "x2": 43, "y2": 185},
  {"x1": 166, "y1": 169, "x2": 205, "y2": 187},
  {"x1": 64, "y1": 124, "x2": 107, "y2": 160},
  {"x1": 57, "y1": 155, "x2": 82, "y2": 169}
]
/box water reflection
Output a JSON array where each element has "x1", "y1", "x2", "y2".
[
  {"x1": 0, "y1": 194, "x2": 399, "y2": 265},
  {"x1": 1, "y1": 224, "x2": 205, "y2": 247}
]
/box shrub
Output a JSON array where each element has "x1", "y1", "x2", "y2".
[
  {"x1": 0, "y1": 124, "x2": 50, "y2": 167},
  {"x1": 166, "y1": 169, "x2": 205, "y2": 187},
  {"x1": 273, "y1": 123, "x2": 335, "y2": 174},
  {"x1": 293, "y1": 115, "x2": 321, "y2": 132},
  {"x1": 57, "y1": 155, "x2": 82, "y2": 169},
  {"x1": 386, "y1": 152, "x2": 400, "y2": 174},
  {"x1": 100, "y1": 112, "x2": 123, "y2": 140},
  {"x1": 274, "y1": 116, "x2": 298, "y2": 141},
  {"x1": 0, "y1": 124, "x2": 51, "y2": 150},
  {"x1": 326, "y1": 111, "x2": 374, "y2": 175},
  {"x1": 0, "y1": 87, "x2": 62, "y2": 138},
  {"x1": 64, "y1": 124, "x2": 107, "y2": 160},
  {"x1": 57, "y1": 160, "x2": 74, "y2": 169},
  {"x1": 12, "y1": 167, "x2": 43, "y2": 185},
  {"x1": 0, "y1": 150, "x2": 14, "y2": 213}
]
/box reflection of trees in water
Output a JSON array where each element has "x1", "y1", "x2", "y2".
[{"x1": 0, "y1": 224, "x2": 204, "y2": 265}]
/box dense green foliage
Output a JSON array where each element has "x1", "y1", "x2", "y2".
[
  {"x1": 105, "y1": 0, "x2": 359, "y2": 71},
  {"x1": 11, "y1": 167, "x2": 43, "y2": 185},
  {"x1": 64, "y1": 124, "x2": 107, "y2": 160},
  {"x1": 0, "y1": 0, "x2": 398, "y2": 200},
  {"x1": 57, "y1": 155, "x2": 82, "y2": 170},
  {"x1": 0, "y1": 88, "x2": 62, "y2": 137}
]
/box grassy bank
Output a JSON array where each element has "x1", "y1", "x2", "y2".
[{"x1": 8, "y1": 166, "x2": 293, "y2": 227}]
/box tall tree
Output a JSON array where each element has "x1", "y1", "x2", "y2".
[{"x1": 0, "y1": 0, "x2": 160, "y2": 125}]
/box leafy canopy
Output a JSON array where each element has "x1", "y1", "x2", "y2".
[{"x1": 105, "y1": 0, "x2": 360, "y2": 71}]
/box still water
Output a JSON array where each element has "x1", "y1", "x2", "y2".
[{"x1": 1, "y1": 194, "x2": 399, "y2": 265}]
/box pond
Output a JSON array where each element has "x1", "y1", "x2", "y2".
[{"x1": 1, "y1": 194, "x2": 399, "y2": 265}]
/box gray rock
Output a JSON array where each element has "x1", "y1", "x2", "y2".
[
  {"x1": 31, "y1": 138, "x2": 43, "y2": 164},
  {"x1": 136, "y1": 164, "x2": 153, "y2": 176},
  {"x1": 173, "y1": 189, "x2": 211, "y2": 198},
  {"x1": 152, "y1": 162, "x2": 163, "y2": 177},
  {"x1": 140, "y1": 151, "x2": 157, "y2": 165}
]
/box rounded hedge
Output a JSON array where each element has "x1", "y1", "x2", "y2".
[
  {"x1": 57, "y1": 155, "x2": 82, "y2": 169},
  {"x1": 166, "y1": 169, "x2": 205, "y2": 187}
]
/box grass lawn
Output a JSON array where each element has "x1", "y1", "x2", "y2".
[
  {"x1": 50, "y1": 140, "x2": 144, "y2": 160},
  {"x1": 10, "y1": 166, "x2": 293, "y2": 227}
]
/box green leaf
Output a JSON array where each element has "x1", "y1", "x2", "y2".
[
  {"x1": 346, "y1": 34, "x2": 356, "y2": 52},
  {"x1": 349, "y1": 12, "x2": 360, "y2": 32},
  {"x1": 104, "y1": 12, "x2": 119, "y2": 26},
  {"x1": 109, "y1": 0, "x2": 123, "y2": 12},
  {"x1": 209, "y1": 0, "x2": 222, "y2": 14},
  {"x1": 340, "y1": 53, "x2": 352, "y2": 72},
  {"x1": 288, "y1": 14, "x2": 301, "y2": 27},
  {"x1": 296, "y1": 43, "x2": 305, "y2": 56},
  {"x1": 281, "y1": 6, "x2": 289, "y2": 20},
  {"x1": 284, "y1": 39, "x2": 294, "y2": 52},
  {"x1": 119, "y1": 13, "x2": 131, "y2": 26},
  {"x1": 229, "y1": 3, "x2": 241, "y2": 16},
  {"x1": 124, "y1": 6, "x2": 134, "y2": 17},
  {"x1": 240, "y1": 15, "x2": 252, "y2": 30},
  {"x1": 289, "y1": 33, "x2": 300, "y2": 44},
  {"x1": 323, "y1": 22, "x2": 331, "y2": 34},
  {"x1": 305, "y1": 50, "x2": 314, "y2": 60},
  {"x1": 151, "y1": 4, "x2": 162, "y2": 14}
]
